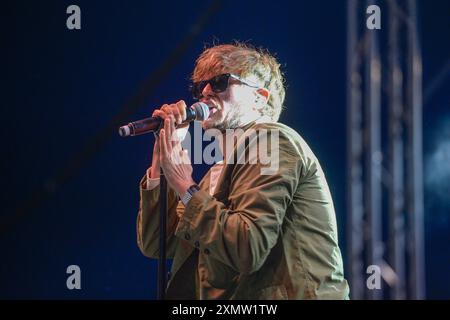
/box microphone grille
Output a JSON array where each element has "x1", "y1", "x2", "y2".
[{"x1": 192, "y1": 102, "x2": 210, "y2": 121}]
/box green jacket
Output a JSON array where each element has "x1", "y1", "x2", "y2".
[{"x1": 137, "y1": 122, "x2": 349, "y2": 299}]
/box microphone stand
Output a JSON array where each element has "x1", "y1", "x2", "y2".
[
  {"x1": 157, "y1": 167, "x2": 167, "y2": 300},
  {"x1": 158, "y1": 168, "x2": 167, "y2": 300},
  {"x1": 154, "y1": 124, "x2": 167, "y2": 300}
]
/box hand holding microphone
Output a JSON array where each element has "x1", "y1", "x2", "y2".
[
  {"x1": 152, "y1": 100, "x2": 193, "y2": 127},
  {"x1": 118, "y1": 100, "x2": 209, "y2": 137},
  {"x1": 119, "y1": 100, "x2": 209, "y2": 182},
  {"x1": 126, "y1": 100, "x2": 202, "y2": 195}
]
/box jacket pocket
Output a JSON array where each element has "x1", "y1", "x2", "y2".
[{"x1": 257, "y1": 285, "x2": 288, "y2": 300}]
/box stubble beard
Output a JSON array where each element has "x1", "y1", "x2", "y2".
[{"x1": 207, "y1": 103, "x2": 243, "y2": 132}]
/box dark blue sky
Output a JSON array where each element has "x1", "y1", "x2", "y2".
[{"x1": 1, "y1": 0, "x2": 449, "y2": 299}]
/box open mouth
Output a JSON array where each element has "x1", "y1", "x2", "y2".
[
  {"x1": 203, "y1": 100, "x2": 220, "y2": 117},
  {"x1": 209, "y1": 106, "x2": 218, "y2": 115}
]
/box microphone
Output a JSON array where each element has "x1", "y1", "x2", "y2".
[{"x1": 118, "y1": 102, "x2": 209, "y2": 137}]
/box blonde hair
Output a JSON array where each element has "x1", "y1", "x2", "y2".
[{"x1": 192, "y1": 42, "x2": 286, "y2": 121}]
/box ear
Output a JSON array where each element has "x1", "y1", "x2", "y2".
[{"x1": 256, "y1": 88, "x2": 270, "y2": 103}]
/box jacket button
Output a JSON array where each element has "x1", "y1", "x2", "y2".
[
  {"x1": 204, "y1": 248, "x2": 210, "y2": 255},
  {"x1": 167, "y1": 271, "x2": 171, "y2": 281},
  {"x1": 184, "y1": 233, "x2": 191, "y2": 240},
  {"x1": 194, "y1": 241, "x2": 200, "y2": 248}
]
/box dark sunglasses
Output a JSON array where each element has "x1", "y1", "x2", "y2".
[{"x1": 190, "y1": 73, "x2": 260, "y2": 100}]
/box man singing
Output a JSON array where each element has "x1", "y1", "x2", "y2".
[{"x1": 136, "y1": 43, "x2": 349, "y2": 299}]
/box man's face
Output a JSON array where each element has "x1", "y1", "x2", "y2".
[{"x1": 197, "y1": 73, "x2": 261, "y2": 131}]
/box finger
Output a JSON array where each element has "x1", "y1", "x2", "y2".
[
  {"x1": 171, "y1": 104, "x2": 182, "y2": 125},
  {"x1": 176, "y1": 100, "x2": 187, "y2": 123},
  {"x1": 153, "y1": 137, "x2": 160, "y2": 155},
  {"x1": 160, "y1": 104, "x2": 170, "y2": 113},
  {"x1": 166, "y1": 114, "x2": 174, "y2": 146},
  {"x1": 159, "y1": 129, "x2": 166, "y2": 164},
  {"x1": 164, "y1": 118, "x2": 173, "y2": 155},
  {"x1": 162, "y1": 104, "x2": 173, "y2": 118},
  {"x1": 153, "y1": 109, "x2": 167, "y2": 120},
  {"x1": 169, "y1": 115, "x2": 179, "y2": 147}
]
